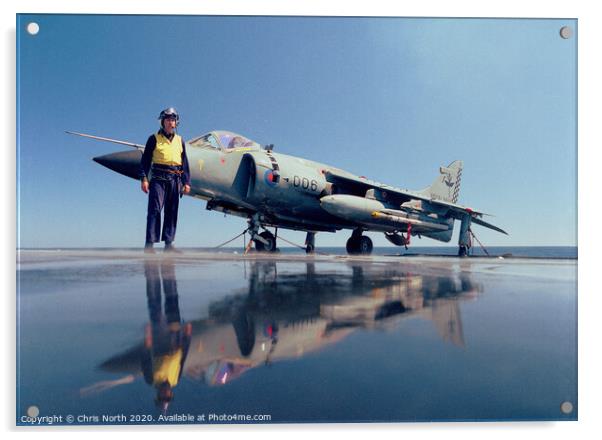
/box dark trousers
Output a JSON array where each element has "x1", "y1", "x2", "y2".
[
  {"x1": 145, "y1": 260, "x2": 182, "y2": 325},
  {"x1": 146, "y1": 174, "x2": 181, "y2": 244},
  {"x1": 144, "y1": 260, "x2": 182, "y2": 355}
]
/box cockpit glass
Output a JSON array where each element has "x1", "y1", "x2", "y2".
[
  {"x1": 216, "y1": 131, "x2": 260, "y2": 150},
  {"x1": 188, "y1": 131, "x2": 260, "y2": 150},
  {"x1": 188, "y1": 133, "x2": 220, "y2": 149}
]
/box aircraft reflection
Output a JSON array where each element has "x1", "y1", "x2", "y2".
[{"x1": 93, "y1": 259, "x2": 481, "y2": 407}]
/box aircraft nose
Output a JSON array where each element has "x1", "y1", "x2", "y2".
[{"x1": 93, "y1": 150, "x2": 142, "y2": 180}]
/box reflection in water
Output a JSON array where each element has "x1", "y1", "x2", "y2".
[
  {"x1": 141, "y1": 260, "x2": 192, "y2": 413},
  {"x1": 90, "y1": 259, "x2": 481, "y2": 411}
]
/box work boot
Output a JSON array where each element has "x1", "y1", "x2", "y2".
[
  {"x1": 164, "y1": 242, "x2": 182, "y2": 254},
  {"x1": 144, "y1": 243, "x2": 156, "y2": 254}
]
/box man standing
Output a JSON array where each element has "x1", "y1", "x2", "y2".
[{"x1": 140, "y1": 108, "x2": 191, "y2": 253}]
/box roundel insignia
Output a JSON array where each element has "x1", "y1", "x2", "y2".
[{"x1": 264, "y1": 169, "x2": 278, "y2": 187}]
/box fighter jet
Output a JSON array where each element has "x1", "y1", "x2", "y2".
[{"x1": 67, "y1": 130, "x2": 507, "y2": 255}]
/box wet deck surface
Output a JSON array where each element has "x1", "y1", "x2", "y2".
[{"x1": 17, "y1": 250, "x2": 577, "y2": 424}]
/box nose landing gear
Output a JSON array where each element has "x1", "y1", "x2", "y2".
[
  {"x1": 245, "y1": 214, "x2": 278, "y2": 253},
  {"x1": 254, "y1": 231, "x2": 277, "y2": 252}
]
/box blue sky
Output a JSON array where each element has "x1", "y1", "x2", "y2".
[{"x1": 17, "y1": 15, "x2": 577, "y2": 248}]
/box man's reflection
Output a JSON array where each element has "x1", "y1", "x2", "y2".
[{"x1": 141, "y1": 260, "x2": 191, "y2": 412}]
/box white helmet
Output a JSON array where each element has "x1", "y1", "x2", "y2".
[{"x1": 158, "y1": 107, "x2": 180, "y2": 127}]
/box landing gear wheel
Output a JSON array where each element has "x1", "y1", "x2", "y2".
[
  {"x1": 305, "y1": 244, "x2": 315, "y2": 254},
  {"x1": 254, "y1": 231, "x2": 277, "y2": 252},
  {"x1": 346, "y1": 237, "x2": 360, "y2": 255},
  {"x1": 346, "y1": 235, "x2": 373, "y2": 255},
  {"x1": 458, "y1": 245, "x2": 468, "y2": 257},
  {"x1": 358, "y1": 236, "x2": 373, "y2": 255}
]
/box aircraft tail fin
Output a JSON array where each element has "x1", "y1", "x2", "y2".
[{"x1": 422, "y1": 160, "x2": 463, "y2": 203}]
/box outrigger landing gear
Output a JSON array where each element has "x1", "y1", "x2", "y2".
[
  {"x1": 305, "y1": 232, "x2": 316, "y2": 254},
  {"x1": 458, "y1": 214, "x2": 472, "y2": 257},
  {"x1": 346, "y1": 229, "x2": 373, "y2": 255}
]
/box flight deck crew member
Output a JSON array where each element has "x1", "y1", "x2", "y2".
[{"x1": 140, "y1": 108, "x2": 191, "y2": 253}]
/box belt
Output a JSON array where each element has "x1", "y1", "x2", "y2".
[{"x1": 152, "y1": 164, "x2": 184, "y2": 175}]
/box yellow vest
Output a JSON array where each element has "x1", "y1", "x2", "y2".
[
  {"x1": 152, "y1": 349, "x2": 183, "y2": 387},
  {"x1": 152, "y1": 132, "x2": 183, "y2": 166}
]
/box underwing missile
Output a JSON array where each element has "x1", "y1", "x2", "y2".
[{"x1": 320, "y1": 195, "x2": 450, "y2": 231}]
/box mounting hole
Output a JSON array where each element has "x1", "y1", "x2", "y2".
[
  {"x1": 559, "y1": 26, "x2": 572, "y2": 39},
  {"x1": 560, "y1": 401, "x2": 574, "y2": 414},
  {"x1": 26, "y1": 22, "x2": 40, "y2": 35}
]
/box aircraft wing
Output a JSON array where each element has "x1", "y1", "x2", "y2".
[
  {"x1": 325, "y1": 169, "x2": 507, "y2": 234},
  {"x1": 470, "y1": 217, "x2": 508, "y2": 235},
  {"x1": 324, "y1": 169, "x2": 418, "y2": 200}
]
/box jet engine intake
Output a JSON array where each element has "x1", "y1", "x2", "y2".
[{"x1": 233, "y1": 154, "x2": 257, "y2": 200}]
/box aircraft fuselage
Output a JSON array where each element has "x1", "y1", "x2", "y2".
[{"x1": 186, "y1": 145, "x2": 353, "y2": 232}]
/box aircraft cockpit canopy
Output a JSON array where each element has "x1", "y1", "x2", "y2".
[{"x1": 188, "y1": 131, "x2": 261, "y2": 151}]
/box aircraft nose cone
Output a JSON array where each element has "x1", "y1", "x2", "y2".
[{"x1": 93, "y1": 150, "x2": 142, "y2": 180}]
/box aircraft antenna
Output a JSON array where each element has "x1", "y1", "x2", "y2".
[{"x1": 66, "y1": 131, "x2": 145, "y2": 150}]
